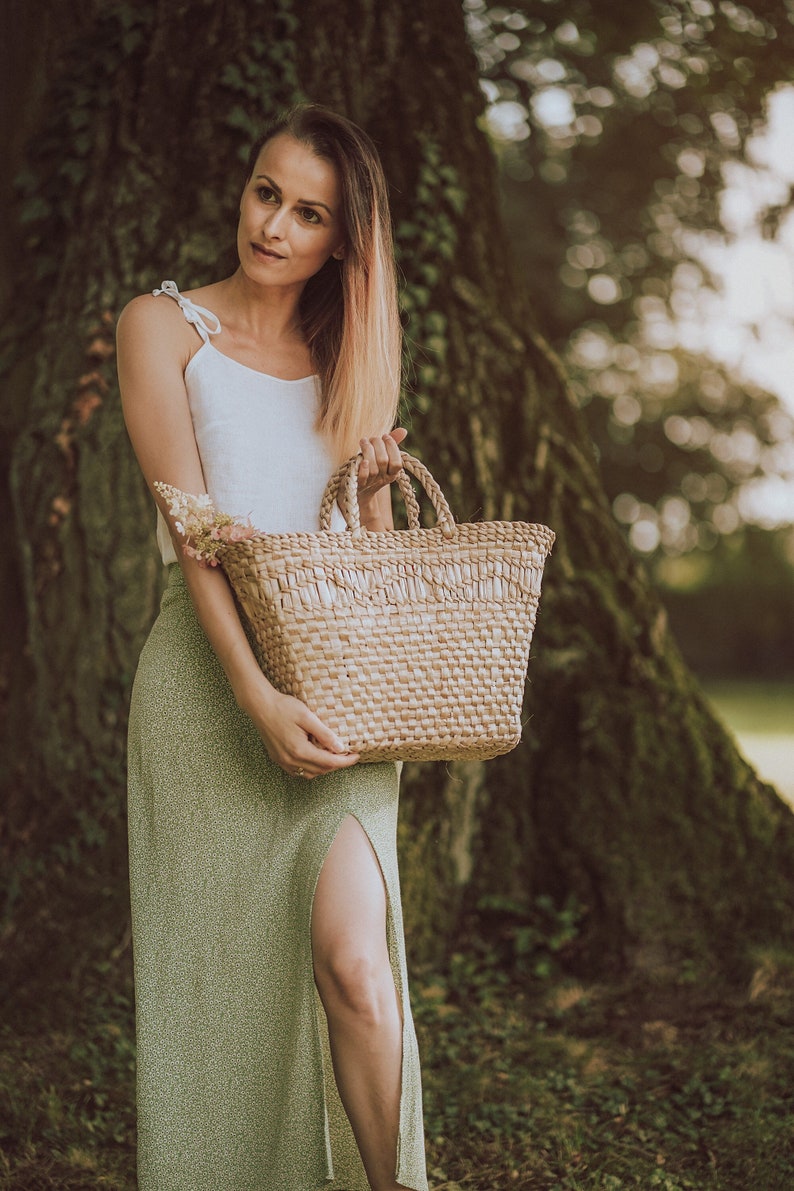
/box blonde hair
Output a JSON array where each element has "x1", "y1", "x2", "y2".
[{"x1": 245, "y1": 105, "x2": 401, "y2": 461}]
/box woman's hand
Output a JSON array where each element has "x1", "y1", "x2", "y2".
[
  {"x1": 357, "y1": 427, "x2": 407, "y2": 530},
  {"x1": 241, "y1": 681, "x2": 360, "y2": 780}
]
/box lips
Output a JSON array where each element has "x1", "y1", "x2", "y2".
[{"x1": 252, "y1": 243, "x2": 285, "y2": 261}]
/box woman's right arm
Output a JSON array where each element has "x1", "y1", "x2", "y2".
[{"x1": 116, "y1": 296, "x2": 359, "y2": 778}]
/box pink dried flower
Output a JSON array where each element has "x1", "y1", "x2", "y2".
[
  {"x1": 228, "y1": 523, "x2": 256, "y2": 542},
  {"x1": 153, "y1": 481, "x2": 257, "y2": 566}
]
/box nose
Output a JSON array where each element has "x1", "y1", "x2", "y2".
[{"x1": 264, "y1": 204, "x2": 288, "y2": 240}]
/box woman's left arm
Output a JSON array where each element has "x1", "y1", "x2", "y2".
[{"x1": 356, "y1": 428, "x2": 406, "y2": 531}]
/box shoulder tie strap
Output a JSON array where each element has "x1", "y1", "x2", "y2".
[{"x1": 152, "y1": 279, "x2": 222, "y2": 344}]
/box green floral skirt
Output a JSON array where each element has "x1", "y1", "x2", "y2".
[{"x1": 127, "y1": 566, "x2": 427, "y2": 1190}]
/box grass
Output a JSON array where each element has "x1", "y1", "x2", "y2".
[
  {"x1": 2, "y1": 935, "x2": 794, "y2": 1189},
  {"x1": 416, "y1": 945, "x2": 794, "y2": 1190},
  {"x1": 702, "y1": 680, "x2": 794, "y2": 806},
  {"x1": 701, "y1": 680, "x2": 794, "y2": 737},
  {"x1": 0, "y1": 954, "x2": 137, "y2": 1190}
]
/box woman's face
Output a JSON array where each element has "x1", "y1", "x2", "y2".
[{"x1": 237, "y1": 134, "x2": 344, "y2": 287}]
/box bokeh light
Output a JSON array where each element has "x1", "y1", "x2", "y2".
[{"x1": 466, "y1": 0, "x2": 794, "y2": 563}]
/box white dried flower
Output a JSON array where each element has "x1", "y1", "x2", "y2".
[{"x1": 153, "y1": 481, "x2": 255, "y2": 567}]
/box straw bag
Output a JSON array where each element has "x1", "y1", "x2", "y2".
[{"x1": 157, "y1": 454, "x2": 554, "y2": 763}]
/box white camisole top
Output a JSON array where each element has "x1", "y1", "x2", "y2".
[{"x1": 152, "y1": 280, "x2": 345, "y2": 565}]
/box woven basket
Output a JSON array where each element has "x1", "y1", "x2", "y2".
[{"x1": 212, "y1": 453, "x2": 554, "y2": 763}]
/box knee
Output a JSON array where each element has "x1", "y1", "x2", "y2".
[{"x1": 315, "y1": 947, "x2": 392, "y2": 1027}]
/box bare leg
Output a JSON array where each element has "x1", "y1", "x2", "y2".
[{"x1": 312, "y1": 816, "x2": 410, "y2": 1191}]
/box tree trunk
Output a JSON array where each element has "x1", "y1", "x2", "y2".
[{"x1": 2, "y1": 0, "x2": 793, "y2": 993}]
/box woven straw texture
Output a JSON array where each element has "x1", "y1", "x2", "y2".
[{"x1": 217, "y1": 453, "x2": 554, "y2": 763}]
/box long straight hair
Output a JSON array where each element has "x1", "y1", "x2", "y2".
[{"x1": 245, "y1": 105, "x2": 401, "y2": 462}]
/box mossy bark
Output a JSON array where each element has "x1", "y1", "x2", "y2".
[{"x1": 2, "y1": 0, "x2": 793, "y2": 992}]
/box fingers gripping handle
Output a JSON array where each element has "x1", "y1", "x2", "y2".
[{"x1": 319, "y1": 452, "x2": 457, "y2": 538}]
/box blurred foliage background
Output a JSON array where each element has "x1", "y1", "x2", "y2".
[{"x1": 470, "y1": 0, "x2": 794, "y2": 680}]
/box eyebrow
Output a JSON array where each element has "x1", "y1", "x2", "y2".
[{"x1": 255, "y1": 173, "x2": 334, "y2": 216}]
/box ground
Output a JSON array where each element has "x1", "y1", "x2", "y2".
[
  {"x1": 704, "y1": 681, "x2": 794, "y2": 809},
  {"x1": 2, "y1": 934, "x2": 793, "y2": 1190}
]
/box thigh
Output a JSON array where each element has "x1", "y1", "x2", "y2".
[{"x1": 311, "y1": 815, "x2": 389, "y2": 970}]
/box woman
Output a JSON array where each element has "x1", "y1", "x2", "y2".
[{"x1": 117, "y1": 104, "x2": 428, "y2": 1191}]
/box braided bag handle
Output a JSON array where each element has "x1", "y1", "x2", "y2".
[{"x1": 319, "y1": 451, "x2": 457, "y2": 539}]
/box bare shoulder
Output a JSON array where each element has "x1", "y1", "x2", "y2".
[{"x1": 116, "y1": 291, "x2": 194, "y2": 353}]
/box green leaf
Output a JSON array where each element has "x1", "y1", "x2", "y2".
[
  {"x1": 225, "y1": 105, "x2": 259, "y2": 137},
  {"x1": 20, "y1": 197, "x2": 52, "y2": 225},
  {"x1": 445, "y1": 187, "x2": 467, "y2": 215},
  {"x1": 220, "y1": 64, "x2": 246, "y2": 91}
]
